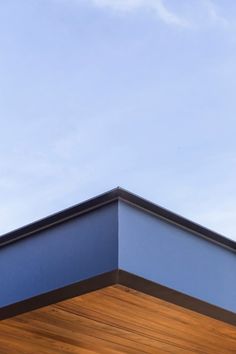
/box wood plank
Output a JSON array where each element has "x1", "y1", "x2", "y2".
[{"x1": 0, "y1": 285, "x2": 235, "y2": 353}]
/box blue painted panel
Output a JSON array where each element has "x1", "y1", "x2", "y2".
[
  {"x1": 0, "y1": 202, "x2": 118, "y2": 307},
  {"x1": 118, "y1": 201, "x2": 236, "y2": 313}
]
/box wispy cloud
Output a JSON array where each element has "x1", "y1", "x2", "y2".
[
  {"x1": 89, "y1": 0, "x2": 230, "y2": 29},
  {"x1": 91, "y1": 0, "x2": 190, "y2": 27},
  {"x1": 203, "y1": 0, "x2": 229, "y2": 27}
]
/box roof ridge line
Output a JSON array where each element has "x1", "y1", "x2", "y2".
[{"x1": 0, "y1": 187, "x2": 235, "y2": 251}]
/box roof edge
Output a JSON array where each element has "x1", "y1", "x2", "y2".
[
  {"x1": 0, "y1": 187, "x2": 235, "y2": 251},
  {"x1": 117, "y1": 188, "x2": 236, "y2": 252},
  {"x1": 0, "y1": 188, "x2": 120, "y2": 247}
]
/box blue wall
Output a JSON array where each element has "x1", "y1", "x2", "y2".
[
  {"x1": 0, "y1": 202, "x2": 118, "y2": 307},
  {"x1": 118, "y1": 201, "x2": 236, "y2": 313},
  {"x1": 1, "y1": 198, "x2": 235, "y2": 313}
]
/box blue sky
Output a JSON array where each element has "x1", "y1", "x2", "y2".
[{"x1": 0, "y1": 0, "x2": 236, "y2": 240}]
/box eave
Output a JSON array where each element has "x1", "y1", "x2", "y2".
[{"x1": 0, "y1": 187, "x2": 235, "y2": 329}]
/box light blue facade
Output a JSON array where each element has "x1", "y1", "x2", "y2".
[
  {"x1": 0, "y1": 202, "x2": 118, "y2": 307},
  {"x1": 0, "y1": 197, "x2": 235, "y2": 314},
  {"x1": 118, "y1": 201, "x2": 236, "y2": 313}
]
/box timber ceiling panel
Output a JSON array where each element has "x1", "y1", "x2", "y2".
[{"x1": 0, "y1": 285, "x2": 235, "y2": 354}]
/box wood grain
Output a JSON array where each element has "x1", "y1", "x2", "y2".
[{"x1": 0, "y1": 285, "x2": 235, "y2": 353}]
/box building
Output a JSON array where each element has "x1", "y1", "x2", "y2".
[{"x1": 0, "y1": 187, "x2": 235, "y2": 353}]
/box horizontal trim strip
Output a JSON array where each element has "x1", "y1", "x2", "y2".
[
  {"x1": 118, "y1": 270, "x2": 236, "y2": 326},
  {"x1": 0, "y1": 187, "x2": 235, "y2": 251},
  {"x1": 1, "y1": 269, "x2": 235, "y2": 326},
  {"x1": 0, "y1": 270, "x2": 118, "y2": 321}
]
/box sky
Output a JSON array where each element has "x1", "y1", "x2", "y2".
[{"x1": 0, "y1": 0, "x2": 236, "y2": 241}]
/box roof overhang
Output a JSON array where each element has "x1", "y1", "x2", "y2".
[
  {"x1": 0, "y1": 188, "x2": 235, "y2": 326},
  {"x1": 2, "y1": 283, "x2": 235, "y2": 353}
]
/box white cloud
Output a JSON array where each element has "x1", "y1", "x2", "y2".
[
  {"x1": 203, "y1": 0, "x2": 229, "y2": 27},
  {"x1": 91, "y1": 0, "x2": 189, "y2": 27},
  {"x1": 88, "y1": 0, "x2": 231, "y2": 30},
  {"x1": 54, "y1": 0, "x2": 231, "y2": 30}
]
